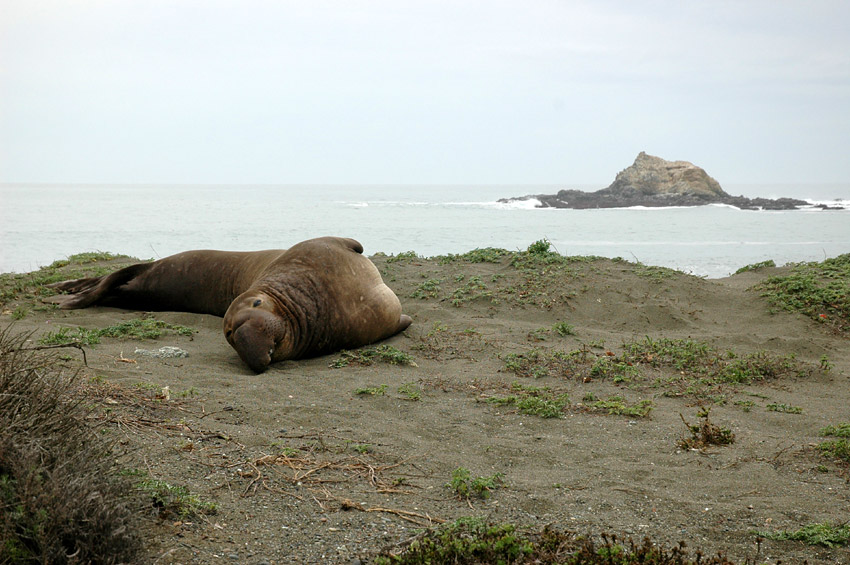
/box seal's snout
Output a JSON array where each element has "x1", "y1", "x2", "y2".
[{"x1": 230, "y1": 319, "x2": 274, "y2": 373}]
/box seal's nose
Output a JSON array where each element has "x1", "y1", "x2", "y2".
[{"x1": 230, "y1": 321, "x2": 273, "y2": 373}]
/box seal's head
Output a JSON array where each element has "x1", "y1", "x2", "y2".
[{"x1": 223, "y1": 291, "x2": 288, "y2": 373}]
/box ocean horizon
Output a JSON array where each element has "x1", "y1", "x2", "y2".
[{"x1": 2, "y1": 183, "x2": 848, "y2": 278}]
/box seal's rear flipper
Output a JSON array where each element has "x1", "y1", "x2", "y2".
[
  {"x1": 396, "y1": 314, "x2": 413, "y2": 333},
  {"x1": 46, "y1": 263, "x2": 151, "y2": 309}
]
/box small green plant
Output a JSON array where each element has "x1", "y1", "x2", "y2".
[
  {"x1": 817, "y1": 439, "x2": 850, "y2": 462},
  {"x1": 527, "y1": 328, "x2": 548, "y2": 341},
  {"x1": 589, "y1": 396, "x2": 653, "y2": 418},
  {"x1": 489, "y1": 383, "x2": 570, "y2": 419},
  {"x1": 352, "y1": 444, "x2": 372, "y2": 454},
  {"x1": 589, "y1": 357, "x2": 640, "y2": 383},
  {"x1": 820, "y1": 422, "x2": 850, "y2": 437},
  {"x1": 820, "y1": 354, "x2": 833, "y2": 372},
  {"x1": 734, "y1": 400, "x2": 755, "y2": 412},
  {"x1": 38, "y1": 326, "x2": 101, "y2": 346},
  {"x1": 678, "y1": 409, "x2": 735, "y2": 449},
  {"x1": 386, "y1": 250, "x2": 420, "y2": 263},
  {"x1": 552, "y1": 322, "x2": 576, "y2": 336},
  {"x1": 355, "y1": 384, "x2": 388, "y2": 396},
  {"x1": 398, "y1": 382, "x2": 422, "y2": 401},
  {"x1": 757, "y1": 522, "x2": 850, "y2": 547},
  {"x1": 373, "y1": 518, "x2": 739, "y2": 564},
  {"x1": 135, "y1": 478, "x2": 218, "y2": 518},
  {"x1": 331, "y1": 345, "x2": 416, "y2": 368},
  {"x1": 734, "y1": 259, "x2": 776, "y2": 274},
  {"x1": 766, "y1": 403, "x2": 802, "y2": 414},
  {"x1": 38, "y1": 318, "x2": 195, "y2": 346},
  {"x1": 447, "y1": 467, "x2": 505, "y2": 500},
  {"x1": 411, "y1": 278, "x2": 442, "y2": 299},
  {"x1": 757, "y1": 253, "x2": 850, "y2": 332},
  {"x1": 634, "y1": 264, "x2": 678, "y2": 282}
]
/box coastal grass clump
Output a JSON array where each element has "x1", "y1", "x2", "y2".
[
  {"x1": 410, "y1": 277, "x2": 442, "y2": 299},
  {"x1": 501, "y1": 347, "x2": 591, "y2": 379},
  {"x1": 488, "y1": 382, "x2": 570, "y2": 419},
  {"x1": 620, "y1": 336, "x2": 813, "y2": 394},
  {"x1": 330, "y1": 345, "x2": 416, "y2": 368},
  {"x1": 817, "y1": 422, "x2": 850, "y2": 464},
  {"x1": 757, "y1": 253, "x2": 850, "y2": 332},
  {"x1": 450, "y1": 275, "x2": 496, "y2": 307},
  {"x1": 38, "y1": 317, "x2": 196, "y2": 346},
  {"x1": 502, "y1": 337, "x2": 819, "y2": 400},
  {"x1": 0, "y1": 252, "x2": 138, "y2": 309},
  {"x1": 757, "y1": 522, "x2": 850, "y2": 548},
  {"x1": 436, "y1": 247, "x2": 510, "y2": 264},
  {"x1": 0, "y1": 327, "x2": 140, "y2": 563},
  {"x1": 586, "y1": 395, "x2": 654, "y2": 418},
  {"x1": 118, "y1": 469, "x2": 217, "y2": 519},
  {"x1": 373, "y1": 518, "x2": 738, "y2": 564},
  {"x1": 734, "y1": 259, "x2": 776, "y2": 274},
  {"x1": 447, "y1": 468, "x2": 505, "y2": 500}
]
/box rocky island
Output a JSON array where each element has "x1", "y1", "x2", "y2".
[{"x1": 502, "y1": 152, "x2": 835, "y2": 210}]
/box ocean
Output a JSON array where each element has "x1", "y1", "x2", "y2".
[{"x1": 1, "y1": 184, "x2": 848, "y2": 278}]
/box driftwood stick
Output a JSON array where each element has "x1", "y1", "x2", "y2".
[{"x1": 17, "y1": 342, "x2": 88, "y2": 366}]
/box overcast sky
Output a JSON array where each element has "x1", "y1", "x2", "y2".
[{"x1": 1, "y1": 1, "x2": 848, "y2": 186}]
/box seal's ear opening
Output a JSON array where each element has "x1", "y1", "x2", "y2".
[{"x1": 231, "y1": 322, "x2": 274, "y2": 373}]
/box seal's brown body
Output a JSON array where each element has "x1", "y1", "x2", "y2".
[{"x1": 49, "y1": 237, "x2": 412, "y2": 372}]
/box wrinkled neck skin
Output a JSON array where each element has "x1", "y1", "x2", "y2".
[{"x1": 223, "y1": 281, "x2": 313, "y2": 373}]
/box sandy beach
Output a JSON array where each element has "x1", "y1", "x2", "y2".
[{"x1": 1, "y1": 247, "x2": 848, "y2": 564}]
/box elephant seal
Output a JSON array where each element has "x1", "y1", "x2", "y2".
[{"x1": 48, "y1": 237, "x2": 412, "y2": 372}]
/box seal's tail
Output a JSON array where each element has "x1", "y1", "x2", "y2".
[{"x1": 45, "y1": 263, "x2": 150, "y2": 309}]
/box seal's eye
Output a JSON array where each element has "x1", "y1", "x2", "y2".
[
  {"x1": 253, "y1": 299, "x2": 262, "y2": 307},
  {"x1": 225, "y1": 330, "x2": 232, "y2": 338}
]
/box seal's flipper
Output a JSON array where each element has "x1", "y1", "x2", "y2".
[
  {"x1": 396, "y1": 314, "x2": 413, "y2": 333},
  {"x1": 46, "y1": 263, "x2": 151, "y2": 309}
]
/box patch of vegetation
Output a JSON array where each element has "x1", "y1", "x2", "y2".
[
  {"x1": 501, "y1": 348, "x2": 587, "y2": 379},
  {"x1": 734, "y1": 259, "x2": 776, "y2": 274},
  {"x1": 355, "y1": 384, "x2": 388, "y2": 396},
  {"x1": 621, "y1": 337, "x2": 812, "y2": 392},
  {"x1": 49, "y1": 251, "x2": 128, "y2": 267},
  {"x1": 758, "y1": 522, "x2": 850, "y2": 548},
  {"x1": 734, "y1": 400, "x2": 755, "y2": 412},
  {"x1": 437, "y1": 247, "x2": 510, "y2": 264},
  {"x1": 589, "y1": 356, "x2": 640, "y2": 383},
  {"x1": 447, "y1": 468, "x2": 505, "y2": 500},
  {"x1": 133, "y1": 476, "x2": 218, "y2": 519},
  {"x1": 816, "y1": 422, "x2": 850, "y2": 463},
  {"x1": 386, "y1": 250, "x2": 421, "y2": 263},
  {"x1": 634, "y1": 264, "x2": 679, "y2": 282},
  {"x1": 38, "y1": 317, "x2": 196, "y2": 346},
  {"x1": 757, "y1": 253, "x2": 850, "y2": 332},
  {"x1": 503, "y1": 338, "x2": 819, "y2": 401},
  {"x1": 766, "y1": 402, "x2": 802, "y2": 414},
  {"x1": 330, "y1": 345, "x2": 416, "y2": 368},
  {"x1": 589, "y1": 396, "x2": 653, "y2": 418},
  {"x1": 817, "y1": 439, "x2": 850, "y2": 462},
  {"x1": 552, "y1": 321, "x2": 576, "y2": 336},
  {"x1": 411, "y1": 277, "x2": 442, "y2": 299},
  {"x1": 450, "y1": 275, "x2": 495, "y2": 307},
  {"x1": 397, "y1": 381, "x2": 422, "y2": 401},
  {"x1": 0, "y1": 327, "x2": 140, "y2": 563},
  {"x1": 678, "y1": 409, "x2": 735, "y2": 450},
  {"x1": 0, "y1": 252, "x2": 139, "y2": 307},
  {"x1": 820, "y1": 422, "x2": 850, "y2": 437},
  {"x1": 488, "y1": 382, "x2": 570, "y2": 419},
  {"x1": 373, "y1": 518, "x2": 738, "y2": 564}
]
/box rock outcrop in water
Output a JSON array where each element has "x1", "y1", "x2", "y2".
[{"x1": 501, "y1": 152, "x2": 819, "y2": 210}]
